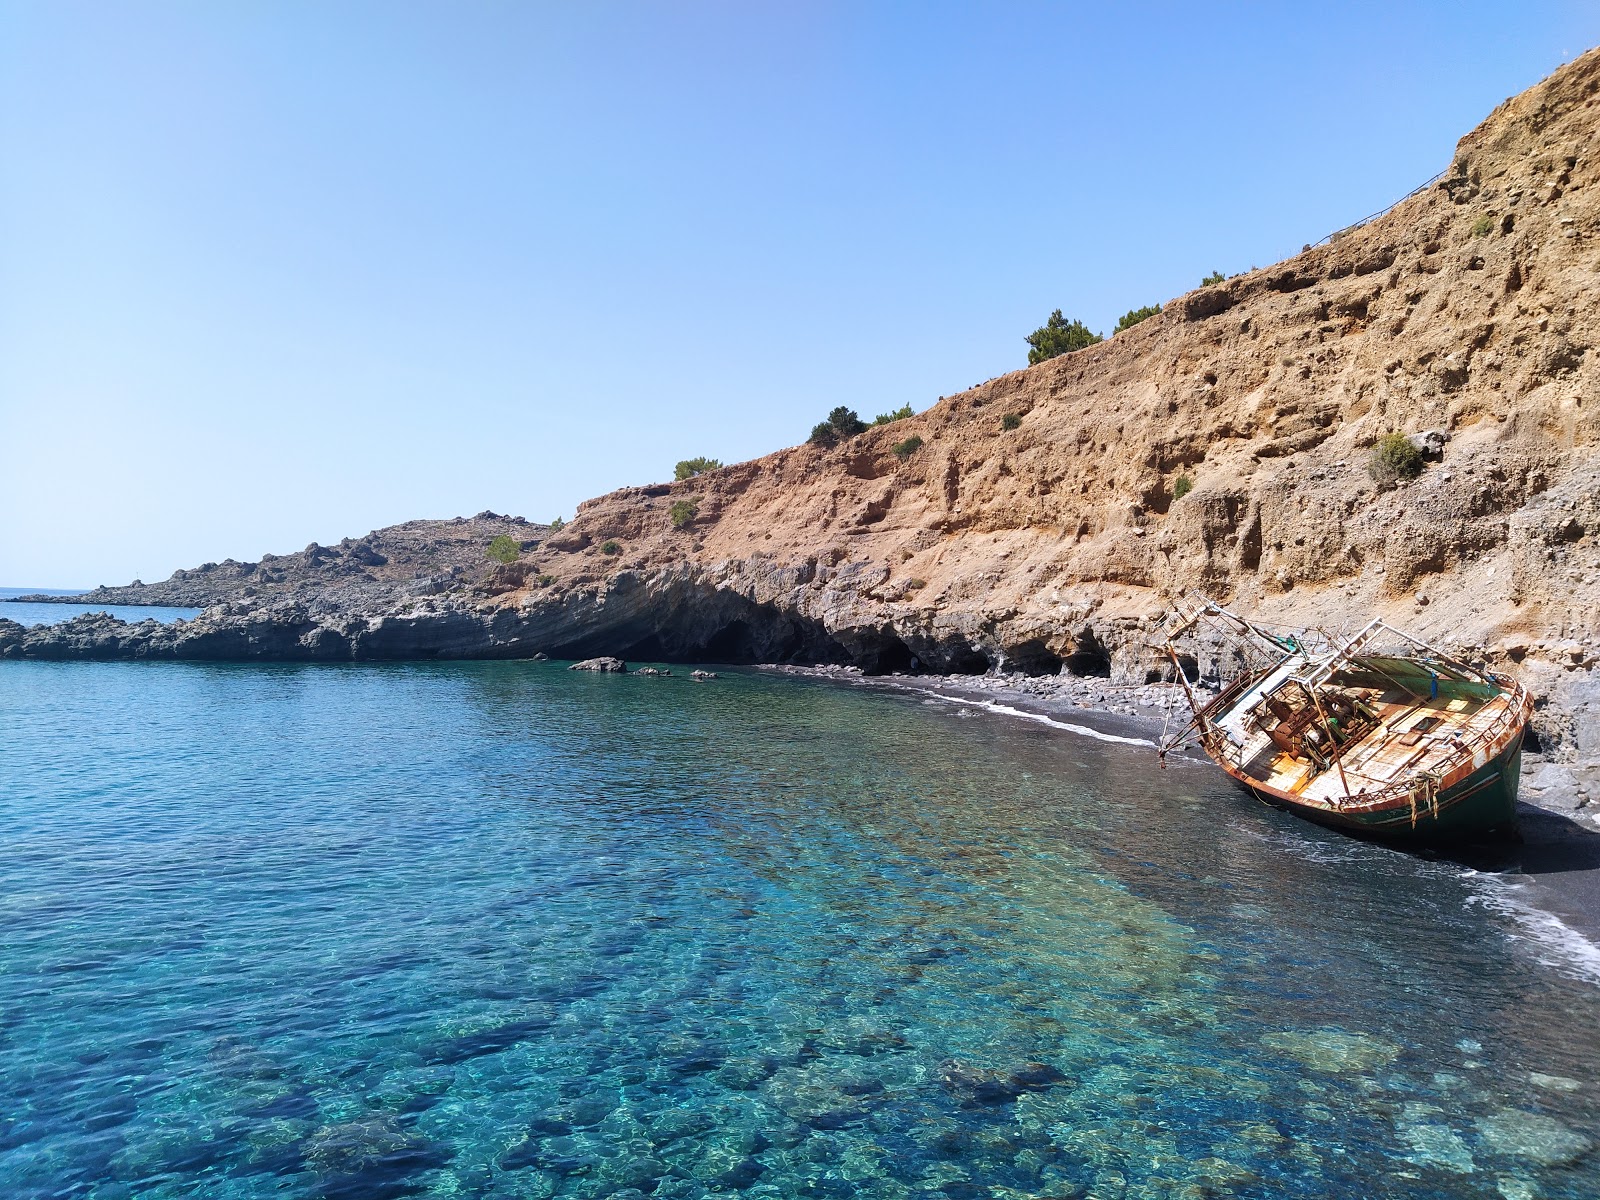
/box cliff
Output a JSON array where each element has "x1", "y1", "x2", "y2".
[{"x1": 5, "y1": 48, "x2": 1599, "y2": 791}]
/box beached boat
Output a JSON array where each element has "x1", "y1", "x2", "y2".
[{"x1": 1157, "y1": 597, "x2": 1533, "y2": 841}]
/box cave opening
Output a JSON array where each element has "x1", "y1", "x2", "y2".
[
  {"x1": 1062, "y1": 629, "x2": 1112, "y2": 677},
  {"x1": 861, "y1": 636, "x2": 916, "y2": 675},
  {"x1": 1004, "y1": 639, "x2": 1064, "y2": 676},
  {"x1": 702, "y1": 620, "x2": 759, "y2": 663},
  {"x1": 944, "y1": 646, "x2": 994, "y2": 675}
]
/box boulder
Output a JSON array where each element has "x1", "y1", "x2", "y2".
[{"x1": 569, "y1": 657, "x2": 627, "y2": 673}]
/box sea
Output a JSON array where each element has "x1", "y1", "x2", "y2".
[
  {"x1": 2, "y1": 649, "x2": 1599, "y2": 1197},
  {"x1": 0, "y1": 586, "x2": 200, "y2": 627}
]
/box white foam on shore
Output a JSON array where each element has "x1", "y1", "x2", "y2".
[
  {"x1": 934, "y1": 695, "x2": 1155, "y2": 748},
  {"x1": 1465, "y1": 875, "x2": 1600, "y2": 988}
]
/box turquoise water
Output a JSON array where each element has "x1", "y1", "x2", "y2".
[
  {"x1": 0, "y1": 587, "x2": 200, "y2": 627},
  {"x1": 2, "y1": 661, "x2": 1598, "y2": 1199}
]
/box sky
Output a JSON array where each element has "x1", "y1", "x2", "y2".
[{"x1": 3, "y1": 2, "x2": 1597, "y2": 588}]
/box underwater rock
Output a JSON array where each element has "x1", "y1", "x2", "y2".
[
  {"x1": 425, "y1": 1008, "x2": 557, "y2": 1063},
  {"x1": 714, "y1": 1053, "x2": 777, "y2": 1090},
  {"x1": 1477, "y1": 1108, "x2": 1594, "y2": 1167},
  {"x1": 1088, "y1": 1166, "x2": 1128, "y2": 1199},
  {"x1": 1400, "y1": 1121, "x2": 1476, "y2": 1173},
  {"x1": 836, "y1": 1073, "x2": 887, "y2": 1096},
  {"x1": 1009, "y1": 1061, "x2": 1073, "y2": 1089},
  {"x1": 764, "y1": 1120, "x2": 809, "y2": 1149},
  {"x1": 937, "y1": 1058, "x2": 1069, "y2": 1106},
  {"x1": 557, "y1": 1096, "x2": 614, "y2": 1128},
  {"x1": 369, "y1": 1065, "x2": 455, "y2": 1113},
  {"x1": 1259, "y1": 1028, "x2": 1402, "y2": 1073},
  {"x1": 304, "y1": 1115, "x2": 446, "y2": 1185},
  {"x1": 1529, "y1": 1072, "x2": 1582, "y2": 1092},
  {"x1": 1188, "y1": 1157, "x2": 1257, "y2": 1188},
  {"x1": 647, "y1": 1106, "x2": 716, "y2": 1145},
  {"x1": 938, "y1": 1059, "x2": 1024, "y2": 1105},
  {"x1": 819, "y1": 1027, "x2": 909, "y2": 1057},
  {"x1": 695, "y1": 1140, "x2": 765, "y2": 1188},
  {"x1": 610, "y1": 1155, "x2": 668, "y2": 1191},
  {"x1": 526, "y1": 1113, "x2": 574, "y2": 1137},
  {"x1": 659, "y1": 1034, "x2": 726, "y2": 1077},
  {"x1": 765, "y1": 1068, "x2": 874, "y2": 1129}
]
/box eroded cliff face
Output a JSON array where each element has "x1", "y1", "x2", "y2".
[
  {"x1": 482, "y1": 49, "x2": 1600, "y2": 756},
  {"x1": 5, "y1": 50, "x2": 1599, "y2": 768}
]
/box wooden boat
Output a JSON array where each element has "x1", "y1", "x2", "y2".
[{"x1": 1157, "y1": 597, "x2": 1533, "y2": 841}]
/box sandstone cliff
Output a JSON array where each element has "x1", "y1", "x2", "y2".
[
  {"x1": 490, "y1": 49, "x2": 1600, "y2": 762},
  {"x1": 5, "y1": 49, "x2": 1599, "y2": 785}
]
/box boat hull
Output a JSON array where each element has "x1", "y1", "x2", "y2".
[{"x1": 1228, "y1": 731, "x2": 1525, "y2": 843}]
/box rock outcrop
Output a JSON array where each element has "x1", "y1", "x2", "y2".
[
  {"x1": 5, "y1": 49, "x2": 1600, "y2": 793},
  {"x1": 11, "y1": 513, "x2": 546, "y2": 611}
]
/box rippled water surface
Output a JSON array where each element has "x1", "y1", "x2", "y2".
[{"x1": 2, "y1": 661, "x2": 1598, "y2": 1199}]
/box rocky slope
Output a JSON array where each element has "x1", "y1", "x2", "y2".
[
  {"x1": 5, "y1": 48, "x2": 1599, "y2": 802},
  {"x1": 10, "y1": 513, "x2": 547, "y2": 611}
]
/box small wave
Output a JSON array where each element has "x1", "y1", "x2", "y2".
[
  {"x1": 935, "y1": 696, "x2": 1155, "y2": 748},
  {"x1": 1465, "y1": 876, "x2": 1600, "y2": 988}
]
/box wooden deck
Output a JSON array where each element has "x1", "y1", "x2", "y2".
[{"x1": 1228, "y1": 686, "x2": 1514, "y2": 811}]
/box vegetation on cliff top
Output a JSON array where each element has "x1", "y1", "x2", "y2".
[
  {"x1": 675, "y1": 457, "x2": 722, "y2": 481},
  {"x1": 1114, "y1": 304, "x2": 1161, "y2": 334},
  {"x1": 810, "y1": 406, "x2": 868, "y2": 447},
  {"x1": 1025, "y1": 310, "x2": 1102, "y2": 364}
]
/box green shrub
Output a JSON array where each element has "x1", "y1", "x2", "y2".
[
  {"x1": 549, "y1": 517, "x2": 565, "y2": 531},
  {"x1": 486, "y1": 534, "x2": 520, "y2": 565},
  {"x1": 1172, "y1": 474, "x2": 1193, "y2": 501},
  {"x1": 809, "y1": 406, "x2": 867, "y2": 446},
  {"x1": 669, "y1": 498, "x2": 699, "y2": 528},
  {"x1": 874, "y1": 404, "x2": 915, "y2": 425},
  {"x1": 1369, "y1": 433, "x2": 1424, "y2": 484},
  {"x1": 892, "y1": 435, "x2": 923, "y2": 458},
  {"x1": 1001, "y1": 413, "x2": 1022, "y2": 431},
  {"x1": 1025, "y1": 310, "x2": 1102, "y2": 364},
  {"x1": 674, "y1": 457, "x2": 722, "y2": 481},
  {"x1": 600, "y1": 540, "x2": 621, "y2": 555},
  {"x1": 536, "y1": 574, "x2": 556, "y2": 587},
  {"x1": 1470, "y1": 214, "x2": 1493, "y2": 238},
  {"x1": 1200, "y1": 270, "x2": 1226, "y2": 287},
  {"x1": 1114, "y1": 304, "x2": 1161, "y2": 334}
]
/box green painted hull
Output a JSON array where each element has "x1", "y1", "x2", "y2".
[{"x1": 1238, "y1": 732, "x2": 1525, "y2": 844}]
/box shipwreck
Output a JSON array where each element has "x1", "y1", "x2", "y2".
[{"x1": 1158, "y1": 597, "x2": 1534, "y2": 841}]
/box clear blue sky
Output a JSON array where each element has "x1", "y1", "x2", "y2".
[{"x1": 3, "y1": 2, "x2": 1596, "y2": 588}]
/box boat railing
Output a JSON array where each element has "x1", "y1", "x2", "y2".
[{"x1": 1344, "y1": 678, "x2": 1529, "y2": 808}]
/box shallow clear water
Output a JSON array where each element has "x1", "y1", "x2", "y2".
[
  {"x1": 2, "y1": 661, "x2": 1598, "y2": 1199},
  {"x1": 0, "y1": 587, "x2": 200, "y2": 627}
]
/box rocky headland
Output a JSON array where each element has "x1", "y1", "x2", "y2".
[{"x1": 6, "y1": 49, "x2": 1600, "y2": 819}]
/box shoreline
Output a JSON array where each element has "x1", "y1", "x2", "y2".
[{"x1": 762, "y1": 664, "x2": 1600, "y2": 951}]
